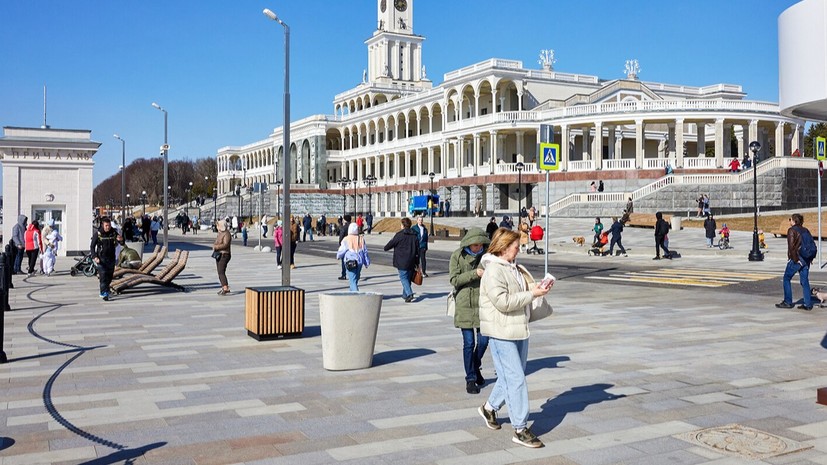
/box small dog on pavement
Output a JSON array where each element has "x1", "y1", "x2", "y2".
[
  {"x1": 811, "y1": 288, "x2": 827, "y2": 307},
  {"x1": 572, "y1": 236, "x2": 586, "y2": 247}
]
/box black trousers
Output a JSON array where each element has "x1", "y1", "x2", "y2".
[
  {"x1": 655, "y1": 236, "x2": 670, "y2": 257},
  {"x1": 97, "y1": 259, "x2": 115, "y2": 294},
  {"x1": 26, "y1": 250, "x2": 39, "y2": 274},
  {"x1": 419, "y1": 248, "x2": 427, "y2": 274}
]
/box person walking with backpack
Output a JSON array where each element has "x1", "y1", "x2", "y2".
[
  {"x1": 776, "y1": 213, "x2": 816, "y2": 310},
  {"x1": 607, "y1": 217, "x2": 627, "y2": 257}
]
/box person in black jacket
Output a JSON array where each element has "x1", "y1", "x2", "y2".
[
  {"x1": 653, "y1": 212, "x2": 672, "y2": 260},
  {"x1": 384, "y1": 217, "x2": 420, "y2": 302},
  {"x1": 704, "y1": 214, "x2": 717, "y2": 248},
  {"x1": 337, "y1": 215, "x2": 351, "y2": 280},
  {"x1": 608, "y1": 217, "x2": 627, "y2": 257},
  {"x1": 91, "y1": 217, "x2": 121, "y2": 300},
  {"x1": 486, "y1": 217, "x2": 499, "y2": 240}
]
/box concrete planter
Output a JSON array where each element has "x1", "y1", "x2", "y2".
[{"x1": 319, "y1": 292, "x2": 383, "y2": 370}]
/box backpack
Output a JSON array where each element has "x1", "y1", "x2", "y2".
[{"x1": 794, "y1": 225, "x2": 817, "y2": 264}]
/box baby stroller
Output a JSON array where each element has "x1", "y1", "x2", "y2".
[
  {"x1": 70, "y1": 252, "x2": 98, "y2": 277},
  {"x1": 527, "y1": 225, "x2": 545, "y2": 254}
]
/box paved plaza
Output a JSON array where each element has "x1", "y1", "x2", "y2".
[{"x1": 2, "y1": 218, "x2": 827, "y2": 465}]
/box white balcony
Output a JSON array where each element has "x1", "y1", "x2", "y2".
[
  {"x1": 643, "y1": 158, "x2": 669, "y2": 170},
  {"x1": 684, "y1": 157, "x2": 718, "y2": 169},
  {"x1": 604, "y1": 159, "x2": 634, "y2": 170},
  {"x1": 568, "y1": 160, "x2": 593, "y2": 172}
]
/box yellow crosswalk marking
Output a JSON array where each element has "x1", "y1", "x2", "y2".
[{"x1": 586, "y1": 268, "x2": 777, "y2": 288}]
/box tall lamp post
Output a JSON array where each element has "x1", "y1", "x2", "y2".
[
  {"x1": 114, "y1": 134, "x2": 126, "y2": 221},
  {"x1": 748, "y1": 141, "x2": 764, "y2": 261},
  {"x1": 126, "y1": 194, "x2": 131, "y2": 217},
  {"x1": 186, "y1": 181, "x2": 193, "y2": 218},
  {"x1": 141, "y1": 190, "x2": 147, "y2": 217},
  {"x1": 151, "y1": 102, "x2": 169, "y2": 249},
  {"x1": 338, "y1": 177, "x2": 350, "y2": 217},
  {"x1": 515, "y1": 162, "x2": 525, "y2": 225},
  {"x1": 264, "y1": 7, "x2": 292, "y2": 286},
  {"x1": 364, "y1": 175, "x2": 377, "y2": 217},
  {"x1": 275, "y1": 180, "x2": 283, "y2": 219},
  {"x1": 428, "y1": 172, "x2": 435, "y2": 234},
  {"x1": 353, "y1": 178, "x2": 359, "y2": 217}
]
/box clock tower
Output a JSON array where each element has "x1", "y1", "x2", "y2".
[{"x1": 367, "y1": 0, "x2": 426, "y2": 84}]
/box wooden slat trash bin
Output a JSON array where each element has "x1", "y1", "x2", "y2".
[{"x1": 245, "y1": 286, "x2": 305, "y2": 340}]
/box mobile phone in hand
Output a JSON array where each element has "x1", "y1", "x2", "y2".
[{"x1": 540, "y1": 273, "x2": 555, "y2": 289}]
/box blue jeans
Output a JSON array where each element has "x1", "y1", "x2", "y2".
[
  {"x1": 346, "y1": 263, "x2": 362, "y2": 291},
  {"x1": 783, "y1": 260, "x2": 812, "y2": 306},
  {"x1": 398, "y1": 269, "x2": 413, "y2": 299},
  {"x1": 487, "y1": 337, "x2": 529, "y2": 430},
  {"x1": 462, "y1": 328, "x2": 489, "y2": 383},
  {"x1": 13, "y1": 247, "x2": 24, "y2": 273}
]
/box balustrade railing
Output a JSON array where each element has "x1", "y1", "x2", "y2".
[
  {"x1": 494, "y1": 162, "x2": 538, "y2": 174},
  {"x1": 605, "y1": 159, "x2": 635, "y2": 170},
  {"x1": 684, "y1": 157, "x2": 718, "y2": 169},
  {"x1": 643, "y1": 158, "x2": 669, "y2": 170},
  {"x1": 568, "y1": 160, "x2": 593, "y2": 171}
]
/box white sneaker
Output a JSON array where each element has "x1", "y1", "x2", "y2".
[
  {"x1": 622, "y1": 253, "x2": 628, "y2": 257},
  {"x1": 277, "y1": 265, "x2": 282, "y2": 269}
]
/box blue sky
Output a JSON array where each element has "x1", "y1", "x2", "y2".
[{"x1": 1, "y1": 0, "x2": 799, "y2": 186}]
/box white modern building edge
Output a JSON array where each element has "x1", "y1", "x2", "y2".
[
  {"x1": 1, "y1": 126, "x2": 100, "y2": 256},
  {"x1": 779, "y1": 0, "x2": 827, "y2": 120},
  {"x1": 217, "y1": 0, "x2": 805, "y2": 216}
]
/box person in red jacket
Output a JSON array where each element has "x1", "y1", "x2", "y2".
[{"x1": 24, "y1": 220, "x2": 44, "y2": 276}]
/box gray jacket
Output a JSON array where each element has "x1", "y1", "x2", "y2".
[{"x1": 12, "y1": 215, "x2": 27, "y2": 248}]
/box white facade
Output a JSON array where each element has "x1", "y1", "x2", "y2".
[
  {"x1": 1, "y1": 127, "x2": 100, "y2": 256},
  {"x1": 217, "y1": 0, "x2": 805, "y2": 215}
]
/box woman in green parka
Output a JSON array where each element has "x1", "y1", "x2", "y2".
[{"x1": 449, "y1": 227, "x2": 491, "y2": 394}]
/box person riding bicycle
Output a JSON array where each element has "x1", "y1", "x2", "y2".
[{"x1": 719, "y1": 224, "x2": 731, "y2": 248}]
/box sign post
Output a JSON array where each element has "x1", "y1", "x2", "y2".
[
  {"x1": 818, "y1": 137, "x2": 826, "y2": 268},
  {"x1": 539, "y1": 142, "x2": 560, "y2": 275}
]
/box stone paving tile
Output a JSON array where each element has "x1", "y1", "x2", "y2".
[{"x1": 2, "y1": 232, "x2": 827, "y2": 464}]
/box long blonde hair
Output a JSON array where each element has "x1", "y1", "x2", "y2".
[{"x1": 487, "y1": 228, "x2": 519, "y2": 256}]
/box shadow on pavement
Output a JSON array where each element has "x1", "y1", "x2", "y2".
[
  {"x1": 0, "y1": 437, "x2": 14, "y2": 452},
  {"x1": 372, "y1": 348, "x2": 436, "y2": 367},
  {"x1": 525, "y1": 355, "x2": 570, "y2": 376},
  {"x1": 529, "y1": 383, "x2": 624, "y2": 436},
  {"x1": 77, "y1": 442, "x2": 167, "y2": 465},
  {"x1": 821, "y1": 331, "x2": 827, "y2": 349}
]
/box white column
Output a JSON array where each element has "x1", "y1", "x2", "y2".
[
  {"x1": 474, "y1": 93, "x2": 480, "y2": 118},
  {"x1": 427, "y1": 147, "x2": 434, "y2": 175},
  {"x1": 608, "y1": 126, "x2": 616, "y2": 160},
  {"x1": 416, "y1": 148, "x2": 423, "y2": 179},
  {"x1": 517, "y1": 91, "x2": 523, "y2": 111},
  {"x1": 593, "y1": 122, "x2": 603, "y2": 170},
  {"x1": 405, "y1": 150, "x2": 411, "y2": 180},
  {"x1": 581, "y1": 126, "x2": 590, "y2": 160},
  {"x1": 516, "y1": 131, "x2": 524, "y2": 161},
  {"x1": 490, "y1": 130, "x2": 498, "y2": 166},
  {"x1": 738, "y1": 125, "x2": 746, "y2": 158},
  {"x1": 748, "y1": 120, "x2": 759, "y2": 149},
  {"x1": 792, "y1": 123, "x2": 802, "y2": 155},
  {"x1": 714, "y1": 118, "x2": 725, "y2": 168},
  {"x1": 391, "y1": 41, "x2": 399, "y2": 79},
  {"x1": 492, "y1": 90, "x2": 498, "y2": 115},
  {"x1": 458, "y1": 97, "x2": 464, "y2": 121},
  {"x1": 635, "y1": 119, "x2": 645, "y2": 169},
  {"x1": 457, "y1": 137, "x2": 465, "y2": 168},
  {"x1": 723, "y1": 124, "x2": 732, "y2": 159},
  {"x1": 775, "y1": 122, "x2": 785, "y2": 158},
  {"x1": 473, "y1": 133, "x2": 480, "y2": 174},
  {"x1": 697, "y1": 123, "x2": 705, "y2": 157},
  {"x1": 560, "y1": 125, "x2": 569, "y2": 171}
]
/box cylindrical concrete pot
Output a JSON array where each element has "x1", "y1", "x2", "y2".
[{"x1": 319, "y1": 292, "x2": 383, "y2": 370}]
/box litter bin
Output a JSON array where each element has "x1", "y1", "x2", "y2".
[
  {"x1": 671, "y1": 216, "x2": 682, "y2": 231},
  {"x1": 319, "y1": 292, "x2": 383, "y2": 370}
]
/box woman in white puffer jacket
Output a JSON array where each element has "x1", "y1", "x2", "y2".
[{"x1": 476, "y1": 228, "x2": 551, "y2": 449}]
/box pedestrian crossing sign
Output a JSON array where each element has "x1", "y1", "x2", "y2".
[
  {"x1": 817, "y1": 137, "x2": 826, "y2": 161},
  {"x1": 539, "y1": 143, "x2": 560, "y2": 171}
]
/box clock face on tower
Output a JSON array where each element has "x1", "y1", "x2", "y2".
[
  {"x1": 395, "y1": 0, "x2": 407, "y2": 12},
  {"x1": 380, "y1": 0, "x2": 386, "y2": 13}
]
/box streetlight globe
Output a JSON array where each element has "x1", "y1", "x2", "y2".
[
  {"x1": 151, "y1": 102, "x2": 161, "y2": 110},
  {"x1": 749, "y1": 141, "x2": 761, "y2": 154},
  {"x1": 516, "y1": 162, "x2": 525, "y2": 171},
  {"x1": 428, "y1": 172, "x2": 435, "y2": 180},
  {"x1": 142, "y1": 190, "x2": 146, "y2": 195},
  {"x1": 263, "y1": 8, "x2": 278, "y2": 20}
]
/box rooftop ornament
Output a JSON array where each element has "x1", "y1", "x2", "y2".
[
  {"x1": 625, "y1": 59, "x2": 641, "y2": 80},
  {"x1": 538, "y1": 49, "x2": 556, "y2": 71}
]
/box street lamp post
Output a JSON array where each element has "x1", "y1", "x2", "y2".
[
  {"x1": 748, "y1": 141, "x2": 764, "y2": 262},
  {"x1": 275, "y1": 180, "x2": 283, "y2": 219},
  {"x1": 428, "y1": 172, "x2": 435, "y2": 235},
  {"x1": 126, "y1": 194, "x2": 131, "y2": 217},
  {"x1": 187, "y1": 181, "x2": 193, "y2": 218},
  {"x1": 364, "y1": 175, "x2": 377, "y2": 216},
  {"x1": 353, "y1": 178, "x2": 358, "y2": 217},
  {"x1": 515, "y1": 162, "x2": 525, "y2": 225},
  {"x1": 114, "y1": 134, "x2": 126, "y2": 222},
  {"x1": 264, "y1": 7, "x2": 292, "y2": 286},
  {"x1": 338, "y1": 178, "x2": 350, "y2": 217},
  {"x1": 141, "y1": 190, "x2": 147, "y2": 217},
  {"x1": 151, "y1": 103, "x2": 169, "y2": 249}
]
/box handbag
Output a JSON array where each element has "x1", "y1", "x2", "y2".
[
  {"x1": 211, "y1": 250, "x2": 222, "y2": 260},
  {"x1": 446, "y1": 290, "x2": 456, "y2": 317},
  {"x1": 345, "y1": 259, "x2": 358, "y2": 271},
  {"x1": 529, "y1": 296, "x2": 553, "y2": 322},
  {"x1": 411, "y1": 267, "x2": 423, "y2": 286}
]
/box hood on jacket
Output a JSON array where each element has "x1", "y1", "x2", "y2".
[
  {"x1": 17, "y1": 215, "x2": 27, "y2": 227},
  {"x1": 26, "y1": 223, "x2": 37, "y2": 232},
  {"x1": 479, "y1": 252, "x2": 513, "y2": 270},
  {"x1": 460, "y1": 227, "x2": 490, "y2": 248}
]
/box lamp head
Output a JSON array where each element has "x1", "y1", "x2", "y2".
[
  {"x1": 515, "y1": 162, "x2": 525, "y2": 172},
  {"x1": 428, "y1": 172, "x2": 435, "y2": 180},
  {"x1": 113, "y1": 133, "x2": 121, "y2": 140},
  {"x1": 749, "y1": 141, "x2": 761, "y2": 154},
  {"x1": 263, "y1": 8, "x2": 278, "y2": 20},
  {"x1": 151, "y1": 102, "x2": 161, "y2": 109}
]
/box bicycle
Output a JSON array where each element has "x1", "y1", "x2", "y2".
[{"x1": 717, "y1": 235, "x2": 731, "y2": 250}]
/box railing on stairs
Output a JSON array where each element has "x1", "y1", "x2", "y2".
[{"x1": 546, "y1": 157, "x2": 816, "y2": 215}]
